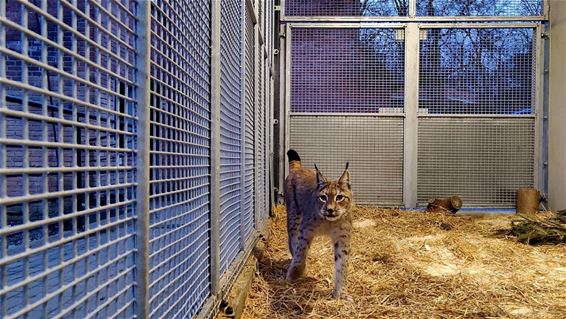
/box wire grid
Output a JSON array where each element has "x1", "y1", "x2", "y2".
[
  {"x1": 289, "y1": 116, "x2": 404, "y2": 206},
  {"x1": 256, "y1": 44, "x2": 267, "y2": 229},
  {"x1": 419, "y1": 27, "x2": 536, "y2": 115},
  {"x1": 242, "y1": 5, "x2": 255, "y2": 242},
  {"x1": 219, "y1": 0, "x2": 243, "y2": 275},
  {"x1": 417, "y1": 117, "x2": 535, "y2": 208},
  {"x1": 285, "y1": 0, "x2": 409, "y2": 16},
  {"x1": 291, "y1": 28, "x2": 405, "y2": 114},
  {"x1": 417, "y1": 0, "x2": 543, "y2": 16},
  {"x1": 257, "y1": 0, "x2": 262, "y2": 30},
  {"x1": 147, "y1": 1, "x2": 211, "y2": 318},
  {"x1": 0, "y1": 0, "x2": 137, "y2": 317},
  {"x1": 263, "y1": 56, "x2": 271, "y2": 224}
]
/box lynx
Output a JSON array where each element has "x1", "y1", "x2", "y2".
[{"x1": 284, "y1": 149, "x2": 353, "y2": 299}]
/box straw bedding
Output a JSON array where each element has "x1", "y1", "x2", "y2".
[{"x1": 242, "y1": 205, "x2": 566, "y2": 319}]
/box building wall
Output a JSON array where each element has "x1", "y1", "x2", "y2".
[{"x1": 549, "y1": 1, "x2": 566, "y2": 210}]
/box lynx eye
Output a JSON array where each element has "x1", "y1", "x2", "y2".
[
  {"x1": 336, "y1": 195, "x2": 345, "y2": 202},
  {"x1": 318, "y1": 194, "x2": 328, "y2": 202}
]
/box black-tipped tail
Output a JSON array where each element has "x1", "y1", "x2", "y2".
[{"x1": 287, "y1": 149, "x2": 301, "y2": 162}]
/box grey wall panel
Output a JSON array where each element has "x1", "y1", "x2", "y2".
[
  {"x1": 148, "y1": 1, "x2": 212, "y2": 318},
  {"x1": 289, "y1": 116, "x2": 404, "y2": 206},
  {"x1": 0, "y1": 0, "x2": 138, "y2": 317},
  {"x1": 417, "y1": 117, "x2": 535, "y2": 208},
  {"x1": 218, "y1": 0, "x2": 243, "y2": 276},
  {"x1": 243, "y1": 4, "x2": 255, "y2": 241}
]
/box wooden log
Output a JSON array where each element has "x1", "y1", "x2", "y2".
[
  {"x1": 516, "y1": 187, "x2": 541, "y2": 214},
  {"x1": 426, "y1": 195, "x2": 463, "y2": 214}
]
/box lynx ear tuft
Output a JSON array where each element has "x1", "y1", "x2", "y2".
[
  {"x1": 314, "y1": 163, "x2": 327, "y2": 189},
  {"x1": 338, "y1": 163, "x2": 350, "y2": 189}
]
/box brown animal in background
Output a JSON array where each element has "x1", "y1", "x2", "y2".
[{"x1": 284, "y1": 149, "x2": 353, "y2": 299}]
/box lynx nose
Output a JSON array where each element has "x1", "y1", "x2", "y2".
[{"x1": 327, "y1": 208, "x2": 334, "y2": 214}]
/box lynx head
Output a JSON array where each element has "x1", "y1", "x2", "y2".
[{"x1": 314, "y1": 163, "x2": 353, "y2": 222}]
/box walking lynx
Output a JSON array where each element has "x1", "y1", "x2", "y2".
[{"x1": 285, "y1": 149, "x2": 353, "y2": 299}]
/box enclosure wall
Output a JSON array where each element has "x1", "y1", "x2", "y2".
[
  {"x1": 281, "y1": 0, "x2": 547, "y2": 209},
  {"x1": 0, "y1": 1, "x2": 274, "y2": 318},
  {"x1": 548, "y1": 1, "x2": 566, "y2": 211}
]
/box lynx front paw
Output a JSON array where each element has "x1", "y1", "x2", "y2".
[
  {"x1": 331, "y1": 289, "x2": 341, "y2": 299},
  {"x1": 332, "y1": 289, "x2": 352, "y2": 300},
  {"x1": 287, "y1": 266, "x2": 302, "y2": 282},
  {"x1": 286, "y1": 263, "x2": 305, "y2": 282}
]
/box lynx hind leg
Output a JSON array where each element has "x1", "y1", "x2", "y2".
[
  {"x1": 285, "y1": 187, "x2": 301, "y2": 258},
  {"x1": 286, "y1": 228, "x2": 315, "y2": 282},
  {"x1": 331, "y1": 222, "x2": 352, "y2": 299}
]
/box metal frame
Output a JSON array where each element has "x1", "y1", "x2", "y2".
[
  {"x1": 404, "y1": 23, "x2": 419, "y2": 209},
  {"x1": 280, "y1": 0, "x2": 548, "y2": 22},
  {"x1": 284, "y1": 24, "x2": 291, "y2": 180},
  {"x1": 135, "y1": 0, "x2": 152, "y2": 318},
  {"x1": 239, "y1": 0, "x2": 248, "y2": 254},
  {"x1": 254, "y1": 20, "x2": 262, "y2": 236},
  {"x1": 415, "y1": 22, "x2": 543, "y2": 201},
  {"x1": 0, "y1": 0, "x2": 139, "y2": 317},
  {"x1": 283, "y1": 18, "x2": 546, "y2": 209},
  {"x1": 0, "y1": 0, "x2": 274, "y2": 318},
  {"x1": 210, "y1": 0, "x2": 223, "y2": 299},
  {"x1": 535, "y1": 24, "x2": 544, "y2": 193}
]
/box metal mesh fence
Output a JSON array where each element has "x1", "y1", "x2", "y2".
[
  {"x1": 289, "y1": 116, "x2": 404, "y2": 206},
  {"x1": 417, "y1": 0, "x2": 543, "y2": 16},
  {"x1": 256, "y1": 40, "x2": 267, "y2": 228},
  {"x1": 0, "y1": 0, "x2": 137, "y2": 317},
  {"x1": 261, "y1": 46, "x2": 270, "y2": 227},
  {"x1": 0, "y1": 0, "x2": 273, "y2": 318},
  {"x1": 291, "y1": 28, "x2": 405, "y2": 114},
  {"x1": 147, "y1": 1, "x2": 211, "y2": 318},
  {"x1": 417, "y1": 118, "x2": 535, "y2": 208},
  {"x1": 263, "y1": 43, "x2": 272, "y2": 225},
  {"x1": 219, "y1": 0, "x2": 243, "y2": 275},
  {"x1": 243, "y1": 5, "x2": 255, "y2": 241},
  {"x1": 285, "y1": 0, "x2": 410, "y2": 16},
  {"x1": 419, "y1": 27, "x2": 536, "y2": 115}
]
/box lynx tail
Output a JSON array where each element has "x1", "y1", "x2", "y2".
[{"x1": 287, "y1": 149, "x2": 302, "y2": 170}]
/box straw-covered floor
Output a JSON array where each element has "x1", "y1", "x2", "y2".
[{"x1": 243, "y1": 205, "x2": 566, "y2": 318}]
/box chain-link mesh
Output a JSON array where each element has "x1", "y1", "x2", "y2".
[
  {"x1": 285, "y1": 0, "x2": 409, "y2": 16},
  {"x1": 0, "y1": 0, "x2": 137, "y2": 317},
  {"x1": 419, "y1": 28, "x2": 536, "y2": 115},
  {"x1": 417, "y1": 0, "x2": 543, "y2": 16},
  {"x1": 291, "y1": 28, "x2": 405, "y2": 114},
  {"x1": 417, "y1": 117, "x2": 535, "y2": 208},
  {"x1": 147, "y1": 1, "x2": 212, "y2": 318}
]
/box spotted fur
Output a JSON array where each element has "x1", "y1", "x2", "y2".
[{"x1": 284, "y1": 149, "x2": 353, "y2": 299}]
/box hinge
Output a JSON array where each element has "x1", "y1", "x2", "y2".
[
  {"x1": 274, "y1": 5, "x2": 281, "y2": 11},
  {"x1": 542, "y1": 32, "x2": 549, "y2": 39}
]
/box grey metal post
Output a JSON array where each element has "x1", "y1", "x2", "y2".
[
  {"x1": 239, "y1": 0, "x2": 248, "y2": 250},
  {"x1": 134, "y1": 1, "x2": 151, "y2": 318},
  {"x1": 403, "y1": 24, "x2": 419, "y2": 209},
  {"x1": 541, "y1": 23, "x2": 550, "y2": 196},
  {"x1": 254, "y1": 22, "x2": 261, "y2": 229},
  {"x1": 210, "y1": 0, "x2": 222, "y2": 296},
  {"x1": 272, "y1": 0, "x2": 283, "y2": 201},
  {"x1": 283, "y1": 24, "x2": 291, "y2": 180},
  {"x1": 534, "y1": 24, "x2": 544, "y2": 192},
  {"x1": 409, "y1": 0, "x2": 416, "y2": 18}
]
